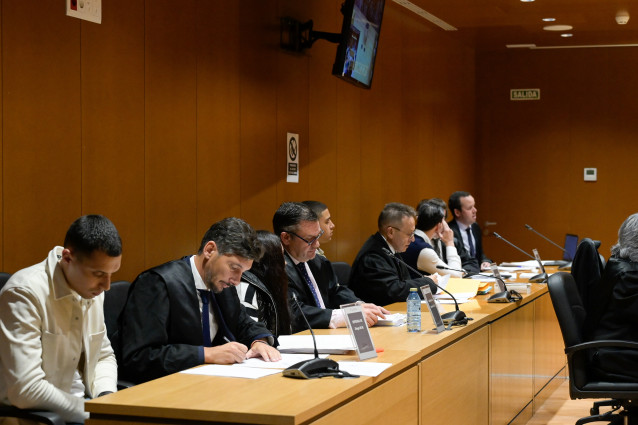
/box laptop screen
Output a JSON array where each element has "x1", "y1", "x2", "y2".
[{"x1": 563, "y1": 234, "x2": 579, "y2": 261}]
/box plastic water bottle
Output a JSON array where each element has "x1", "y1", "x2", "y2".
[{"x1": 407, "y1": 288, "x2": 421, "y2": 332}]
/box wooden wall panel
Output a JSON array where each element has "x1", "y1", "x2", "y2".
[
  {"x1": 0, "y1": 0, "x2": 478, "y2": 277},
  {"x1": 2, "y1": 1, "x2": 81, "y2": 272},
  {"x1": 81, "y1": 0, "x2": 145, "y2": 281},
  {"x1": 144, "y1": 0, "x2": 198, "y2": 267},
  {"x1": 196, "y1": 1, "x2": 241, "y2": 236},
  {"x1": 359, "y1": 5, "x2": 405, "y2": 237},
  {"x1": 305, "y1": 1, "x2": 340, "y2": 259},
  {"x1": 239, "y1": 1, "x2": 279, "y2": 232},
  {"x1": 477, "y1": 48, "x2": 638, "y2": 263}
]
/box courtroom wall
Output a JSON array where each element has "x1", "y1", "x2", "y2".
[
  {"x1": 0, "y1": 0, "x2": 476, "y2": 280},
  {"x1": 476, "y1": 47, "x2": 638, "y2": 262}
]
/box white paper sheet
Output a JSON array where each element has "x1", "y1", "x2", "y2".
[{"x1": 180, "y1": 364, "x2": 281, "y2": 379}]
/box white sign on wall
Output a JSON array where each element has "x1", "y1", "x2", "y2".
[{"x1": 287, "y1": 132, "x2": 299, "y2": 183}]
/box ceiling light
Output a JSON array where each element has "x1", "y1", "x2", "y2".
[
  {"x1": 542, "y1": 18, "x2": 556, "y2": 22},
  {"x1": 561, "y1": 33, "x2": 573, "y2": 38},
  {"x1": 520, "y1": 0, "x2": 535, "y2": 2},
  {"x1": 544, "y1": 24, "x2": 573, "y2": 31}
]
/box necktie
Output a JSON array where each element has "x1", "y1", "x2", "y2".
[
  {"x1": 296, "y1": 262, "x2": 322, "y2": 307},
  {"x1": 466, "y1": 228, "x2": 476, "y2": 258},
  {"x1": 198, "y1": 289, "x2": 212, "y2": 347}
]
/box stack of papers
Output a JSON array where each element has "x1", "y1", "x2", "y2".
[
  {"x1": 434, "y1": 277, "x2": 480, "y2": 302},
  {"x1": 376, "y1": 313, "x2": 406, "y2": 326},
  {"x1": 277, "y1": 334, "x2": 355, "y2": 354}
]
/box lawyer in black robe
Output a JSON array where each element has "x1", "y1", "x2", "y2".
[{"x1": 117, "y1": 257, "x2": 272, "y2": 384}]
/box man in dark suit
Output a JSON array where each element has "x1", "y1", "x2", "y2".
[
  {"x1": 117, "y1": 218, "x2": 280, "y2": 384},
  {"x1": 448, "y1": 191, "x2": 492, "y2": 273},
  {"x1": 348, "y1": 202, "x2": 437, "y2": 306},
  {"x1": 274, "y1": 202, "x2": 388, "y2": 333}
]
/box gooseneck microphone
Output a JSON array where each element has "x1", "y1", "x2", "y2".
[
  {"x1": 492, "y1": 232, "x2": 547, "y2": 283},
  {"x1": 283, "y1": 294, "x2": 355, "y2": 379},
  {"x1": 435, "y1": 265, "x2": 521, "y2": 303},
  {"x1": 524, "y1": 224, "x2": 571, "y2": 268},
  {"x1": 382, "y1": 248, "x2": 469, "y2": 325}
]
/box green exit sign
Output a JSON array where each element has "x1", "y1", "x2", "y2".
[{"x1": 510, "y1": 88, "x2": 540, "y2": 101}]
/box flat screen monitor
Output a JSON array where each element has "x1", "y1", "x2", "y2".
[
  {"x1": 332, "y1": 0, "x2": 385, "y2": 89},
  {"x1": 563, "y1": 234, "x2": 579, "y2": 261}
]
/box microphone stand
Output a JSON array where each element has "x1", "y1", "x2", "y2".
[
  {"x1": 382, "y1": 248, "x2": 469, "y2": 325},
  {"x1": 283, "y1": 294, "x2": 351, "y2": 379},
  {"x1": 492, "y1": 232, "x2": 547, "y2": 283},
  {"x1": 524, "y1": 224, "x2": 572, "y2": 269}
]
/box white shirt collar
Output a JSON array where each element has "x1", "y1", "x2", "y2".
[
  {"x1": 380, "y1": 235, "x2": 396, "y2": 254},
  {"x1": 189, "y1": 255, "x2": 208, "y2": 291}
]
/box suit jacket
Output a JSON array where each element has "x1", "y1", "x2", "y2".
[
  {"x1": 590, "y1": 257, "x2": 638, "y2": 382},
  {"x1": 348, "y1": 232, "x2": 435, "y2": 306},
  {"x1": 285, "y1": 252, "x2": 359, "y2": 332},
  {"x1": 448, "y1": 220, "x2": 490, "y2": 273},
  {"x1": 116, "y1": 257, "x2": 272, "y2": 384}
]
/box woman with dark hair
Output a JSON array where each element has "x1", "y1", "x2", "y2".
[
  {"x1": 238, "y1": 231, "x2": 292, "y2": 337},
  {"x1": 590, "y1": 213, "x2": 638, "y2": 381}
]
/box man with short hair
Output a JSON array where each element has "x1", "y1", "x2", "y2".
[
  {"x1": 448, "y1": 191, "x2": 492, "y2": 273},
  {"x1": 402, "y1": 200, "x2": 463, "y2": 277},
  {"x1": 0, "y1": 215, "x2": 122, "y2": 423},
  {"x1": 301, "y1": 200, "x2": 335, "y2": 258},
  {"x1": 349, "y1": 203, "x2": 437, "y2": 306},
  {"x1": 274, "y1": 202, "x2": 388, "y2": 333},
  {"x1": 117, "y1": 217, "x2": 280, "y2": 385}
]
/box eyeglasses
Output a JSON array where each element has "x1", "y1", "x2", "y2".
[
  {"x1": 288, "y1": 229, "x2": 324, "y2": 246},
  {"x1": 389, "y1": 226, "x2": 415, "y2": 239}
]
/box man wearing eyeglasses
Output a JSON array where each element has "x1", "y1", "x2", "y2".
[
  {"x1": 274, "y1": 202, "x2": 389, "y2": 333},
  {"x1": 349, "y1": 202, "x2": 438, "y2": 306}
]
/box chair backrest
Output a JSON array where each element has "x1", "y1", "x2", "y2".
[
  {"x1": 332, "y1": 262, "x2": 352, "y2": 287},
  {"x1": 547, "y1": 272, "x2": 590, "y2": 389},
  {"x1": 104, "y1": 280, "x2": 130, "y2": 343},
  {"x1": 0, "y1": 272, "x2": 12, "y2": 291},
  {"x1": 571, "y1": 238, "x2": 604, "y2": 307}
]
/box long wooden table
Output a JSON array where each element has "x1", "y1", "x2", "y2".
[{"x1": 86, "y1": 272, "x2": 565, "y2": 425}]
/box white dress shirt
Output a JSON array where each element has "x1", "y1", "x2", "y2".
[{"x1": 415, "y1": 229, "x2": 463, "y2": 277}]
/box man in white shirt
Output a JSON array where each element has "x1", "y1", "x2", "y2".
[
  {"x1": 274, "y1": 202, "x2": 388, "y2": 333},
  {"x1": 402, "y1": 200, "x2": 463, "y2": 277},
  {"x1": 0, "y1": 215, "x2": 122, "y2": 423},
  {"x1": 301, "y1": 201, "x2": 335, "y2": 258}
]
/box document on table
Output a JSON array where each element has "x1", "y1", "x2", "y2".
[
  {"x1": 236, "y1": 353, "x2": 329, "y2": 369},
  {"x1": 277, "y1": 334, "x2": 355, "y2": 354},
  {"x1": 434, "y1": 277, "x2": 479, "y2": 301},
  {"x1": 337, "y1": 361, "x2": 393, "y2": 377},
  {"x1": 180, "y1": 364, "x2": 281, "y2": 379}
]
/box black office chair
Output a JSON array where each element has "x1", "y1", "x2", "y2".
[
  {"x1": 548, "y1": 272, "x2": 638, "y2": 424},
  {"x1": 571, "y1": 238, "x2": 605, "y2": 308},
  {"x1": 332, "y1": 262, "x2": 352, "y2": 287},
  {"x1": 103, "y1": 280, "x2": 134, "y2": 390},
  {"x1": 0, "y1": 272, "x2": 12, "y2": 291}
]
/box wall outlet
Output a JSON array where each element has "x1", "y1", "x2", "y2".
[{"x1": 66, "y1": 0, "x2": 102, "y2": 24}]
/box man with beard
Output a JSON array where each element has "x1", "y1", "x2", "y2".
[{"x1": 117, "y1": 218, "x2": 280, "y2": 384}]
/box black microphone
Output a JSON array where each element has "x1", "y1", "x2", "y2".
[
  {"x1": 383, "y1": 248, "x2": 468, "y2": 325},
  {"x1": 492, "y1": 232, "x2": 547, "y2": 283},
  {"x1": 524, "y1": 224, "x2": 571, "y2": 268},
  {"x1": 282, "y1": 294, "x2": 342, "y2": 379},
  {"x1": 435, "y1": 265, "x2": 521, "y2": 303}
]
